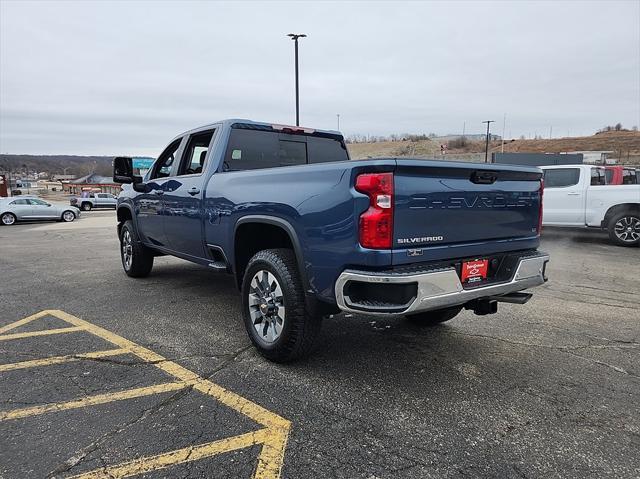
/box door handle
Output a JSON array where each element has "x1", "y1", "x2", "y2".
[
  {"x1": 567, "y1": 192, "x2": 580, "y2": 196},
  {"x1": 188, "y1": 187, "x2": 200, "y2": 196}
]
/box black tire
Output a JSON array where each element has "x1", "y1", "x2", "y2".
[
  {"x1": 241, "y1": 248, "x2": 322, "y2": 362},
  {"x1": 405, "y1": 305, "x2": 463, "y2": 326},
  {"x1": 61, "y1": 210, "x2": 76, "y2": 222},
  {"x1": 81, "y1": 202, "x2": 92, "y2": 211},
  {"x1": 119, "y1": 220, "x2": 154, "y2": 277},
  {"x1": 608, "y1": 211, "x2": 640, "y2": 247},
  {"x1": 1, "y1": 212, "x2": 17, "y2": 226}
]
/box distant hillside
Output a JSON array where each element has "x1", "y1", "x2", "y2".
[
  {"x1": 0, "y1": 155, "x2": 113, "y2": 177},
  {"x1": 347, "y1": 130, "x2": 640, "y2": 164}
]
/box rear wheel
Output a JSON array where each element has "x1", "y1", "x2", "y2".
[
  {"x1": 405, "y1": 305, "x2": 463, "y2": 326},
  {"x1": 81, "y1": 202, "x2": 92, "y2": 211},
  {"x1": 61, "y1": 210, "x2": 76, "y2": 222},
  {"x1": 241, "y1": 249, "x2": 322, "y2": 362},
  {"x1": 1, "y1": 212, "x2": 17, "y2": 226},
  {"x1": 608, "y1": 211, "x2": 640, "y2": 247},
  {"x1": 119, "y1": 220, "x2": 154, "y2": 277}
]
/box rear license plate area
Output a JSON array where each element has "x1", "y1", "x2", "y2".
[{"x1": 461, "y1": 259, "x2": 489, "y2": 284}]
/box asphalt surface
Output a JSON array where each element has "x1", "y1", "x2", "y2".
[{"x1": 1, "y1": 210, "x2": 639, "y2": 478}]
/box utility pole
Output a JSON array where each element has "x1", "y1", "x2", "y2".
[
  {"x1": 337, "y1": 114, "x2": 340, "y2": 131},
  {"x1": 482, "y1": 120, "x2": 495, "y2": 163},
  {"x1": 287, "y1": 33, "x2": 307, "y2": 126},
  {"x1": 462, "y1": 121, "x2": 466, "y2": 137},
  {"x1": 549, "y1": 126, "x2": 553, "y2": 139},
  {"x1": 501, "y1": 113, "x2": 506, "y2": 153}
]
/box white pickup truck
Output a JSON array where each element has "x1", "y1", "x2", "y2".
[{"x1": 541, "y1": 165, "x2": 640, "y2": 246}]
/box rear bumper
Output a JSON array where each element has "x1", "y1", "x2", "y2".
[{"x1": 335, "y1": 252, "x2": 549, "y2": 315}]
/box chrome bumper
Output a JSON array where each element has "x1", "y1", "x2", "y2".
[{"x1": 335, "y1": 253, "x2": 549, "y2": 315}]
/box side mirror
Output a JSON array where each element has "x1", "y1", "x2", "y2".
[{"x1": 113, "y1": 157, "x2": 143, "y2": 184}]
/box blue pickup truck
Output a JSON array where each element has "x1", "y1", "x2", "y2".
[{"x1": 113, "y1": 119, "x2": 549, "y2": 362}]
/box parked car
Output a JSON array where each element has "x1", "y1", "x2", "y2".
[
  {"x1": 113, "y1": 119, "x2": 549, "y2": 362},
  {"x1": 604, "y1": 165, "x2": 638, "y2": 185},
  {"x1": 541, "y1": 165, "x2": 640, "y2": 246},
  {"x1": 70, "y1": 192, "x2": 118, "y2": 211},
  {"x1": 0, "y1": 197, "x2": 80, "y2": 225}
]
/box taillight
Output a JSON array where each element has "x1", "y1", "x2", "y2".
[
  {"x1": 537, "y1": 178, "x2": 544, "y2": 234},
  {"x1": 355, "y1": 172, "x2": 394, "y2": 249}
]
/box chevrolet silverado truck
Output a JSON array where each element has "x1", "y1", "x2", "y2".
[
  {"x1": 541, "y1": 165, "x2": 640, "y2": 246},
  {"x1": 113, "y1": 119, "x2": 549, "y2": 362}
]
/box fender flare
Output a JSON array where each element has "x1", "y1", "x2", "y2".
[
  {"x1": 116, "y1": 203, "x2": 136, "y2": 237},
  {"x1": 233, "y1": 215, "x2": 310, "y2": 292}
]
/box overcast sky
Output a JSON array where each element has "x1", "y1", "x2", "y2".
[{"x1": 1, "y1": 0, "x2": 639, "y2": 156}]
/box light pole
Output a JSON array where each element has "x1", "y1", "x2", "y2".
[
  {"x1": 482, "y1": 120, "x2": 495, "y2": 163},
  {"x1": 287, "y1": 33, "x2": 306, "y2": 126},
  {"x1": 336, "y1": 114, "x2": 340, "y2": 131}
]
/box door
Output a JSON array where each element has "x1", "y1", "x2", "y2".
[
  {"x1": 7, "y1": 199, "x2": 31, "y2": 219},
  {"x1": 28, "y1": 198, "x2": 59, "y2": 219},
  {"x1": 95, "y1": 193, "x2": 107, "y2": 208},
  {"x1": 162, "y1": 129, "x2": 215, "y2": 258},
  {"x1": 542, "y1": 168, "x2": 585, "y2": 225},
  {"x1": 135, "y1": 138, "x2": 183, "y2": 247}
]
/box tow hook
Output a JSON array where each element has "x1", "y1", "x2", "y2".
[{"x1": 466, "y1": 299, "x2": 498, "y2": 316}]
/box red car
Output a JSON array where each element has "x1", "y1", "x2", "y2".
[{"x1": 605, "y1": 165, "x2": 638, "y2": 185}]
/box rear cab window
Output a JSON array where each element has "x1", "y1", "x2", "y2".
[{"x1": 222, "y1": 124, "x2": 349, "y2": 172}]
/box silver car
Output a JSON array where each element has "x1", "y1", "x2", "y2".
[{"x1": 0, "y1": 197, "x2": 80, "y2": 225}]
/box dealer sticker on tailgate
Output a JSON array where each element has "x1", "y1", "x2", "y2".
[{"x1": 461, "y1": 259, "x2": 489, "y2": 283}]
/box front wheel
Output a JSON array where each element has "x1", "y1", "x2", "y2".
[
  {"x1": 405, "y1": 305, "x2": 463, "y2": 326},
  {"x1": 61, "y1": 210, "x2": 76, "y2": 222},
  {"x1": 1, "y1": 212, "x2": 17, "y2": 226},
  {"x1": 81, "y1": 202, "x2": 92, "y2": 211},
  {"x1": 608, "y1": 211, "x2": 640, "y2": 247},
  {"x1": 119, "y1": 220, "x2": 154, "y2": 277},
  {"x1": 241, "y1": 249, "x2": 322, "y2": 362}
]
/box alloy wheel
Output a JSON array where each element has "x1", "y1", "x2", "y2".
[
  {"x1": 63, "y1": 211, "x2": 75, "y2": 222},
  {"x1": 248, "y1": 270, "x2": 286, "y2": 344},
  {"x1": 122, "y1": 229, "x2": 133, "y2": 270},
  {"x1": 1, "y1": 213, "x2": 16, "y2": 225},
  {"x1": 614, "y1": 216, "x2": 640, "y2": 243}
]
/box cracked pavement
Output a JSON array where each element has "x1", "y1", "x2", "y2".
[{"x1": 1, "y1": 212, "x2": 639, "y2": 478}]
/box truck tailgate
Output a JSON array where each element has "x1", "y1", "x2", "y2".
[{"x1": 392, "y1": 160, "x2": 543, "y2": 265}]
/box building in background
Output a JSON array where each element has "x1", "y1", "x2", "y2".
[{"x1": 62, "y1": 173, "x2": 121, "y2": 195}]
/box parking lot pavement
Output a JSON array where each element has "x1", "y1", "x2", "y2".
[{"x1": 1, "y1": 215, "x2": 639, "y2": 478}]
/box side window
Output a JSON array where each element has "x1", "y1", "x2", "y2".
[
  {"x1": 28, "y1": 199, "x2": 49, "y2": 206},
  {"x1": 151, "y1": 139, "x2": 182, "y2": 180},
  {"x1": 543, "y1": 168, "x2": 580, "y2": 188},
  {"x1": 9, "y1": 199, "x2": 29, "y2": 205},
  {"x1": 590, "y1": 168, "x2": 605, "y2": 186},
  {"x1": 178, "y1": 130, "x2": 215, "y2": 176},
  {"x1": 622, "y1": 170, "x2": 636, "y2": 185},
  {"x1": 97, "y1": 194, "x2": 107, "y2": 198}
]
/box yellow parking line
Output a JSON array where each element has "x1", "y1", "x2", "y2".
[
  {"x1": 0, "y1": 326, "x2": 84, "y2": 341},
  {"x1": 0, "y1": 380, "x2": 192, "y2": 421},
  {"x1": 69, "y1": 429, "x2": 271, "y2": 479},
  {"x1": 0, "y1": 348, "x2": 129, "y2": 372},
  {"x1": 0, "y1": 310, "x2": 52, "y2": 334},
  {"x1": 2, "y1": 310, "x2": 292, "y2": 478}
]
